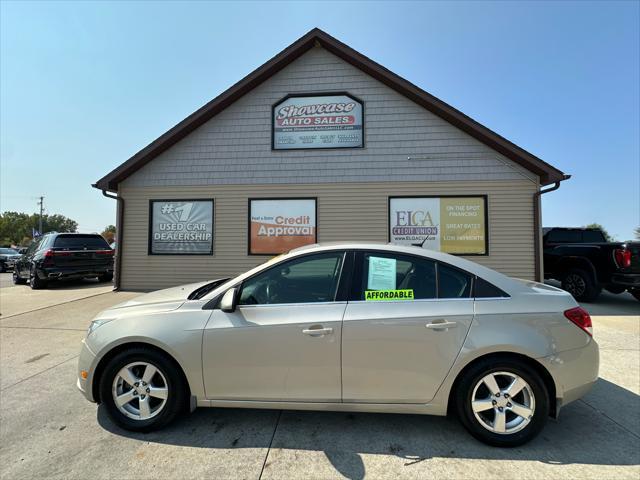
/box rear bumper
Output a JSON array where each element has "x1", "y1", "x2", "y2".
[
  {"x1": 38, "y1": 265, "x2": 113, "y2": 280},
  {"x1": 610, "y1": 273, "x2": 640, "y2": 288},
  {"x1": 539, "y1": 338, "x2": 599, "y2": 415}
]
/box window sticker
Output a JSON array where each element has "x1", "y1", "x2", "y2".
[
  {"x1": 365, "y1": 290, "x2": 414, "y2": 301},
  {"x1": 367, "y1": 256, "x2": 396, "y2": 290}
]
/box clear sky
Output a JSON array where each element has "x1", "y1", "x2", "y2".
[{"x1": 1, "y1": 1, "x2": 638, "y2": 239}]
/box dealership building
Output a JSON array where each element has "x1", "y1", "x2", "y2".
[{"x1": 94, "y1": 29, "x2": 567, "y2": 291}]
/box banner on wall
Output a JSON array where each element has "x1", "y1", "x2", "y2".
[
  {"x1": 273, "y1": 94, "x2": 363, "y2": 149},
  {"x1": 389, "y1": 196, "x2": 487, "y2": 255},
  {"x1": 149, "y1": 199, "x2": 214, "y2": 255},
  {"x1": 249, "y1": 198, "x2": 317, "y2": 254}
]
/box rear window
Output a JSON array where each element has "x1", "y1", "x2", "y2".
[
  {"x1": 582, "y1": 230, "x2": 606, "y2": 242},
  {"x1": 53, "y1": 235, "x2": 109, "y2": 250}
]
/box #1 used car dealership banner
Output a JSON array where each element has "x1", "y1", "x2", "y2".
[
  {"x1": 273, "y1": 94, "x2": 363, "y2": 149},
  {"x1": 389, "y1": 197, "x2": 487, "y2": 254},
  {"x1": 250, "y1": 199, "x2": 316, "y2": 254},
  {"x1": 149, "y1": 200, "x2": 214, "y2": 254}
]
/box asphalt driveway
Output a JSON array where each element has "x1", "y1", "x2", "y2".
[{"x1": 0, "y1": 279, "x2": 638, "y2": 479}]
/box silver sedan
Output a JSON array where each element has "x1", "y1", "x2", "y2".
[{"x1": 77, "y1": 243, "x2": 599, "y2": 447}]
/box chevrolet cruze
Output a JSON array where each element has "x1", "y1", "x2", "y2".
[{"x1": 77, "y1": 243, "x2": 599, "y2": 447}]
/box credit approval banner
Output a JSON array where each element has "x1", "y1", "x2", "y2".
[
  {"x1": 389, "y1": 197, "x2": 487, "y2": 254},
  {"x1": 149, "y1": 200, "x2": 213, "y2": 254},
  {"x1": 273, "y1": 94, "x2": 363, "y2": 149},
  {"x1": 249, "y1": 199, "x2": 317, "y2": 254}
]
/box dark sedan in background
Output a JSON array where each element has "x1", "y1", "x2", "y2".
[
  {"x1": 0, "y1": 248, "x2": 22, "y2": 272},
  {"x1": 13, "y1": 233, "x2": 114, "y2": 289}
]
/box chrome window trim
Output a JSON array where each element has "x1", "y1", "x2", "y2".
[{"x1": 238, "y1": 301, "x2": 348, "y2": 309}]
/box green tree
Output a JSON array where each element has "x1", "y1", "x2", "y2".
[
  {"x1": 584, "y1": 223, "x2": 614, "y2": 242},
  {"x1": 0, "y1": 211, "x2": 78, "y2": 245},
  {"x1": 101, "y1": 225, "x2": 116, "y2": 244},
  {"x1": 635, "y1": 226, "x2": 640, "y2": 240}
]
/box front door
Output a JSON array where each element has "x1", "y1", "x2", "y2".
[
  {"x1": 342, "y1": 251, "x2": 475, "y2": 404},
  {"x1": 202, "y1": 251, "x2": 347, "y2": 402}
]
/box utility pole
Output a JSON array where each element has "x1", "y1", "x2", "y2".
[{"x1": 37, "y1": 196, "x2": 44, "y2": 235}]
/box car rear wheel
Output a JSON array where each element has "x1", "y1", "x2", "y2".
[
  {"x1": 29, "y1": 268, "x2": 47, "y2": 290},
  {"x1": 99, "y1": 348, "x2": 187, "y2": 432},
  {"x1": 631, "y1": 289, "x2": 640, "y2": 302},
  {"x1": 561, "y1": 268, "x2": 601, "y2": 302},
  {"x1": 13, "y1": 269, "x2": 27, "y2": 285},
  {"x1": 455, "y1": 358, "x2": 549, "y2": 447}
]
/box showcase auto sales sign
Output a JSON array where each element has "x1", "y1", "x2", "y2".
[{"x1": 273, "y1": 94, "x2": 363, "y2": 149}]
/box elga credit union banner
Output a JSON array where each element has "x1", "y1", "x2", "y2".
[
  {"x1": 149, "y1": 200, "x2": 213, "y2": 254},
  {"x1": 389, "y1": 197, "x2": 487, "y2": 254},
  {"x1": 273, "y1": 94, "x2": 363, "y2": 149},
  {"x1": 250, "y1": 199, "x2": 316, "y2": 254}
]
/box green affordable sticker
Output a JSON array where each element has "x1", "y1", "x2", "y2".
[{"x1": 365, "y1": 289, "x2": 414, "y2": 301}]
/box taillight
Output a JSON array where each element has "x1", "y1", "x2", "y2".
[
  {"x1": 614, "y1": 248, "x2": 631, "y2": 269},
  {"x1": 564, "y1": 307, "x2": 593, "y2": 336},
  {"x1": 43, "y1": 249, "x2": 71, "y2": 257},
  {"x1": 96, "y1": 250, "x2": 114, "y2": 255}
]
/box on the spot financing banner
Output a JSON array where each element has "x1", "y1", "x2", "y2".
[
  {"x1": 250, "y1": 199, "x2": 316, "y2": 254},
  {"x1": 389, "y1": 197, "x2": 486, "y2": 254}
]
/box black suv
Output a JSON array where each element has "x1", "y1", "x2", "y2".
[{"x1": 13, "y1": 233, "x2": 114, "y2": 289}]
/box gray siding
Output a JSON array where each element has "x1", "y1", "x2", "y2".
[
  {"x1": 123, "y1": 46, "x2": 537, "y2": 188},
  {"x1": 119, "y1": 180, "x2": 537, "y2": 291}
]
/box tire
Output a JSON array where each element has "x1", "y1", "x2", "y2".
[
  {"x1": 99, "y1": 347, "x2": 187, "y2": 432},
  {"x1": 99, "y1": 273, "x2": 114, "y2": 283},
  {"x1": 0, "y1": 262, "x2": 5, "y2": 273},
  {"x1": 13, "y1": 268, "x2": 27, "y2": 285},
  {"x1": 455, "y1": 358, "x2": 549, "y2": 447},
  {"x1": 561, "y1": 268, "x2": 601, "y2": 302},
  {"x1": 29, "y1": 268, "x2": 47, "y2": 290}
]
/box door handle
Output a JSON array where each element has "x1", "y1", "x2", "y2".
[
  {"x1": 426, "y1": 320, "x2": 457, "y2": 330},
  {"x1": 302, "y1": 326, "x2": 333, "y2": 336}
]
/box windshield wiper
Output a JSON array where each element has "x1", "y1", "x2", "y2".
[{"x1": 188, "y1": 278, "x2": 231, "y2": 300}]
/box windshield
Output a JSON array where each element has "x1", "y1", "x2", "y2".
[{"x1": 0, "y1": 248, "x2": 18, "y2": 255}]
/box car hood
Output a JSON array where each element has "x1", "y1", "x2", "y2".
[{"x1": 108, "y1": 280, "x2": 213, "y2": 313}]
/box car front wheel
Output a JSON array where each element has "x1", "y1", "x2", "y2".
[
  {"x1": 99, "y1": 348, "x2": 187, "y2": 432},
  {"x1": 455, "y1": 358, "x2": 549, "y2": 447}
]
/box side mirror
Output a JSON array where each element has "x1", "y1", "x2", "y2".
[{"x1": 220, "y1": 287, "x2": 238, "y2": 313}]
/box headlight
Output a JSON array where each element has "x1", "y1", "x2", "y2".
[{"x1": 87, "y1": 318, "x2": 114, "y2": 335}]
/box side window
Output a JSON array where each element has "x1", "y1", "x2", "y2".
[
  {"x1": 357, "y1": 252, "x2": 436, "y2": 301},
  {"x1": 474, "y1": 277, "x2": 509, "y2": 298},
  {"x1": 438, "y1": 263, "x2": 472, "y2": 298},
  {"x1": 547, "y1": 229, "x2": 581, "y2": 243},
  {"x1": 239, "y1": 252, "x2": 344, "y2": 305},
  {"x1": 26, "y1": 238, "x2": 42, "y2": 255}
]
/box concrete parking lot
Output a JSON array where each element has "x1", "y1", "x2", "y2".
[{"x1": 0, "y1": 273, "x2": 638, "y2": 479}]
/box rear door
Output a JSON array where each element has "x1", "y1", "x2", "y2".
[
  {"x1": 341, "y1": 251, "x2": 475, "y2": 404},
  {"x1": 50, "y1": 234, "x2": 112, "y2": 268}
]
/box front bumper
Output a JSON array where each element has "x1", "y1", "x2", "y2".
[
  {"x1": 539, "y1": 337, "x2": 600, "y2": 414},
  {"x1": 77, "y1": 339, "x2": 97, "y2": 402}
]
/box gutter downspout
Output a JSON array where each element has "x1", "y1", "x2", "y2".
[
  {"x1": 100, "y1": 188, "x2": 124, "y2": 291},
  {"x1": 533, "y1": 174, "x2": 571, "y2": 282}
]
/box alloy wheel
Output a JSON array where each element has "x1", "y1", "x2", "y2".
[
  {"x1": 111, "y1": 361, "x2": 169, "y2": 420},
  {"x1": 564, "y1": 273, "x2": 586, "y2": 297},
  {"x1": 471, "y1": 371, "x2": 536, "y2": 435}
]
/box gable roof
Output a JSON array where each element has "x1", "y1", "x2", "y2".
[{"x1": 94, "y1": 28, "x2": 566, "y2": 191}]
